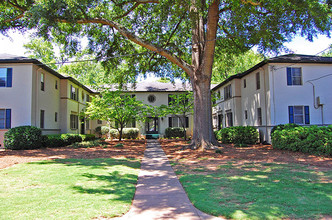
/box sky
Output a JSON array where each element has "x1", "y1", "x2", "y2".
[{"x1": 1, "y1": 30, "x2": 331, "y2": 58}]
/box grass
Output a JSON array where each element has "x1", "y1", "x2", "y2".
[
  {"x1": 0, "y1": 158, "x2": 140, "y2": 220},
  {"x1": 176, "y1": 162, "x2": 332, "y2": 219}
]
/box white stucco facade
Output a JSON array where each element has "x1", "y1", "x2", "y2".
[{"x1": 212, "y1": 56, "x2": 332, "y2": 143}]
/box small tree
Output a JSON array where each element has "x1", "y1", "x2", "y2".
[
  {"x1": 85, "y1": 91, "x2": 146, "y2": 141},
  {"x1": 160, "y1": 92, "x2": 194, "y2": 140}
]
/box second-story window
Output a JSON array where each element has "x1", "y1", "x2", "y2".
[
  {"x1": 70, "y1": 85, "x2": 78, "y2": 101},
  {"x1": 82, "y1": 91, "x2": 84, "y2": 101},
  {"x1": 287, "y1": 67, "x2": 302, "y2": 86},
  {"x1": 224, "y1": 85, "x2": 232, "y2": 100},
  {"x1": 0, "y1": 68, "x2": 12, "y2": 88},
  {"x1": 256, "y1": 72, "x2": 260, "y2": 90},
  {"x1": 41, "y1": 73, "x2": 45, "y2": 91},
  {"x1": 55, "y1": 80, "x2": 58, "y2": 90},
  {"x1": 243, "y1": 79, "x2": 246, "y2": 88},
  {"x1": 86, "y1": 94, "x2": 90, "y2": 102}
]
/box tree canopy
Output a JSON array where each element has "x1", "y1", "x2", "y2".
[{"x1": 1, "y1": 0, "x2": 331, "y2": 149}]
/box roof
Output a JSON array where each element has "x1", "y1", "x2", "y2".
[
  {"x1": 0, "y1": 54, "x2": 97, "y2": 94},
  {"x1": 212, "y1": 54, "x2": 332, "y2": 91},
  {"x1": 104, "y1": 81, "x2": 191, "y2": 92}
]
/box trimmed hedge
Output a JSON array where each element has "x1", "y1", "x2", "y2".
[
  {"x1": 271, "y1": 124, "x2": 332, "y2": 156},
  {"x1": 44, "y1": 134, "x2": 95, "y2": 148},
  {"x1": 271, "y1": 123, "x2": 300, "y2": 135},
  {"x1": 4, "y1": 126, "x2": 44, "y2": 150},
  {"x1": 108, "y1": 128, "x2": 139, "y2": 139},
  {"x1": 215, "y1": 126, "x2": 259, "y2": 145},
  {"x1": 165, "y1": 127, "x2": 185, "y2": 139}
]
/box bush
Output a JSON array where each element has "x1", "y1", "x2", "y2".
[
  {"x1": 271, "y1": 123, "x2": 300, "y2": 135},
  {"x1": 109, "y1": 129, "x2": 119, "y2": 139},
  {"x1": 61, "y1": 134, "x2": 82, "y2": 145},
  {"x1": 70, "y1": 140, "x2": 108, "y2": 148},
  {"x1": 101, "y1": 126, "x2": 110, "y2": 135},
  {"x1": 215, "y1": 126, "x2": 259, "y2": 145},
  {"x1": 123, "y1": 128, "x2": 139, "y2": 139},
  {"x1": 4, "y1": 126, "x2": 44, "y2": 150},
  {"x1": 79, "y1": 134, "x2": 96, "y2": 141},
  {"x1": 271, "y1": 124, "x2": 332, "y2": 156},
  {"x1": 43, "y1": 134, "x2": 67, "y2": 148},
  {"x1": 165, "y1": 127, "x2": 185, "y2": 139},
  {"x1": 95, "y1": 126, "x2": 102, "y2": 136}
]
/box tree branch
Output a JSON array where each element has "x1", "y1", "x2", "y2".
[
  {"x1": 3, "y1": 13, "x2": 24, "y2": 23},
  {"x1": 56, "y1": 17, "x2": 193, "y2": 75},
  {"x1": 6, "y1": 0, "x2": 27, "y2": 11},
  {"x1": 114, "y1": 2, "x2": 141, "y2": 19}
]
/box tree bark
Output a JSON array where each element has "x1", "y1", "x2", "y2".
[{"x1": 189, "y1": 0, "x2": 220, "y2": 149}]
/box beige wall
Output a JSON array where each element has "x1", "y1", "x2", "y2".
[{"x1": 0, "y1": 64, "x2": 34, "y2": 147}]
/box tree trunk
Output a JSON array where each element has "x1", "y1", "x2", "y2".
[
  {"x1": 189, "y1": 0, "x2": 220, "y2": 150},
  {"x1": 190, "y1": 74, "x2": 219, "y2": 149},
  {"x1": 119, "y1": 127, "x2": 123, "y2": 141}
]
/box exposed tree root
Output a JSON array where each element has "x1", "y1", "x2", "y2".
[{"x1": 188, "y1": 139, "x2": 222, "y2": 150}]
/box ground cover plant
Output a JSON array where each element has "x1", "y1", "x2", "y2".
[
  {"x1": 0, "y1": 140, "x2": 146, "y2": 219},
  {"x1": 161, "y1": 140, "x2": 332, "y2": 220}
]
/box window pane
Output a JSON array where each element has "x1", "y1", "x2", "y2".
[
  {"x1": 294, "y1": 115, "x2": 304, "y2": 124},
  {"x1": 293, "y1": 76, "x2": 302, "y2": 85},
  {"x1": 294, "y1": 106, "x2": 303, "y2": 114},
  {"x1": 172, "y1": 117, "x2": 179, "y2": 127},
  {"x1": 0, "y1": 69, "x2": 6, "y2": 87},
  {"x1": 0, "y1": 110, "x2": 5, "y2": 129}
]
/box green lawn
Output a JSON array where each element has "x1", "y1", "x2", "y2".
[
  {"x1": 176, "y1": 162, "x2": 332, "y2": 219},
  {"x1": 0, "y1": 158, "x2": 140, "y2": 220}
]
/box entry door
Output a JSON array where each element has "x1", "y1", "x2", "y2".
[{"x1": 146, "y1": 117, "x2": 159, "y2": 134}]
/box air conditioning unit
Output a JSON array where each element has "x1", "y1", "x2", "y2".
[{"x1": 316, "y1": 96, "x2": 324, "y2": 106}]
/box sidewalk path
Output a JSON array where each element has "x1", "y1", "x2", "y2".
[{"x1": 117, "y1": 140, "x2": 222, "y2": 220}]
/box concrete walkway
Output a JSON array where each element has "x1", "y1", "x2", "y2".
[{"x1": 117, "y1": 140, "x2": 222, "y2": 220}]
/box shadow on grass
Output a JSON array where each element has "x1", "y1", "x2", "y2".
[
  {"x1": 32, "y1": 158, "x2": 140, "y2": 203},
  {"x1": 179, "y1": 163, "x2": 332, "y2": 219}
]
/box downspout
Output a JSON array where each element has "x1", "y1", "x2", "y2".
[
  {"x1": 306, "y1": 81, "x2": 323, "y2": 125},
  {"x1": 259, "y1": 67, "x2": 268, "y2": 143}
]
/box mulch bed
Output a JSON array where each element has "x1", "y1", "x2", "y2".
[
  {"x1": 160, "y1": 139, "x2": 332, "y2": 171},
  {"x1": 0, "y1": 140, "x2": 146, "y2": 170}
]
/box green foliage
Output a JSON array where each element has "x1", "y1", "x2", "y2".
[
  {"x1": 4, "y1": 126, "x2": 44, "y2": 150},
  {"x1": 271, "y1": 125, "x2": 332, "y2": 155},
  {"x1": 60, "y1": 134, "x2": 82, "y2": 145},
  {"x1": 165, "y1": 127, "x2": 185, "y2": 139},
  {"x1": 101, "y1": 126, "x2": 110, "y2": 135},
  {"x1": 212, "y1": 50, "x2": 265, "y2": 83},
  {"x1": 322, "y1": 44, "x2": 332, "y2": 57},
  {"x1": 114, "y1": 143, "x2": 124, "y2": 148},
  {"x1": 79, "y1": 134, "x2": 96, "y2": 141},
  {"x1": 216, "y1": 126, "x2": 259, "y2": 145},
  {"x1": 95, "y1": 126, "x2": 102, "y2": 136},
  {"x1": 122, "y1": 128, "x2": 139, "y2": 139},
  {"x1": 70, "y1": 140, "x2": 106, "y2": 148},
  {"x1": 43, "y1": 134, "x2": 67, "y2": 148},
  {"x1": 85, "y1": 91, "x2": 147, "y2": 141},
  {"x1": 109, "y1": 129, "x2": 119, "y2": 139},
  {"x1": 271, "y1": 123, "x2": 300, "y2": 135}
]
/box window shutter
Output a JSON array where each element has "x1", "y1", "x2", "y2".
[
  {"x1": 5, "y1": 109, "x2": 11, "y2": 129},
  {"x1": 168, "y1": 117, "x2": 172, "y2": 127},
  {"x1": 7, "y1": 68, "x2": 12, "y2": 87},
  {"x1": 304, "y1": 106, "x2": 310, "y2": 124},
  {"x1": 288, "y1": 106, "x2": 294, "y2": 123},
  {"x1": 287, "y1": 68, "x2": 292, "y2": 85},
  {"x1": 185, "y1": 117, "x2": 189, "y2": 128}
]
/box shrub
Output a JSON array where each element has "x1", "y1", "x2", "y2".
[
  {"x1": 216, "y1": 126, "x2": 259, "y2": 145},
  {"x1": 4, "y1": 126, "x2": 44, "y2": 150},
  {"x1": 101, "y1": 126, "x2": 110, "y2": 135},
  {"x1": 79, "y1": 134, "x2": 96, "y2": 141},
  {"x1": 114, "y1": 143, "x2": 124, "y2": 148},
  {"x1": 60, "y1": 134, "x2": 82, "y2": 145},
  {"x1": 95, "y1": 126, "x2": 102, "y2": 136},
  {"x1": 271, "y1": 123, "x2": 300, "y2": 135},
  {"x1": 165, "y1": 127, "x2": 185, "y2": 139},
  {"x1": 70, "y1": 140, "x2": 107, "y2": 148},
  {"x1": 109, "y1": 129, "x2": 119, "y2": 139},
  {"x1": 123, "y1": 128, "x2": 139, "y2": 139},
  {"x1": 271, "y1": 124, "x2": 332, "y2": 155},
  {"x1": 43, "y1": 134, "x2": 67, "y2": 148}
]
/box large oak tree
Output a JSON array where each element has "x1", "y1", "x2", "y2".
[{"x1": 1, "y1": 0, "x2": 331, "y2": 149}]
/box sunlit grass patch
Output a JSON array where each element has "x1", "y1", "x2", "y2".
[
  {"x1": 0, "y1": 158, "x2": 140, "y2": 220},
  {"x1": 177, "y1": 162, "x2": 332, "y2": 219}
]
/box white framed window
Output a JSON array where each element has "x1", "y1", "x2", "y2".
[
  {"x1": 70, "y1": 114, "x2": 79, "y2": 129},
  {"x1": 148, "y1": 94, "x2": 156, "y2": 103},
  {"x1": 55, "y1": 80, "x2": 58, "y2": 90},
  {"x1": 0, "y1": 68, "x2": 12, "y2": 87},
  {"x1": 40, "y1": 110, "x2": 45, "y2": 128},
  {"x1": 288, "y1": 105, "x2": 310, "y2": 124},
  {"x1": 0, "y1": 109, "x2": 11, "y2": 129},
  {"x1": 70, "y1": 85, "x2": 78, "y2": 101},
  {"x1": 244, "y1": 110, "x2": 248, "y2": 120},
  {"x1": 243, "y1": 79, "x2": 246, "y2": 88},
  {"x1": 41, "y1": 73, "x2": 45, "y2": 91},
  {"x1": 257, "y1": 108, "x2": 262, "y2": 126},
  {"x1": 225, "y1": 111, "x2": 233, "y2": 127},
  {"x1": 224, "y1": 85, "x2": 232, "y2": 100},
  {"x1": 256, "y1": 72, "x2": 260, "y2": 90},
  {"x1": 287, "y1": 67, "x2": 302, "y2": 86},
  {"x1": 168, "y1": 116, "x2": 189, "y2": 128}
]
